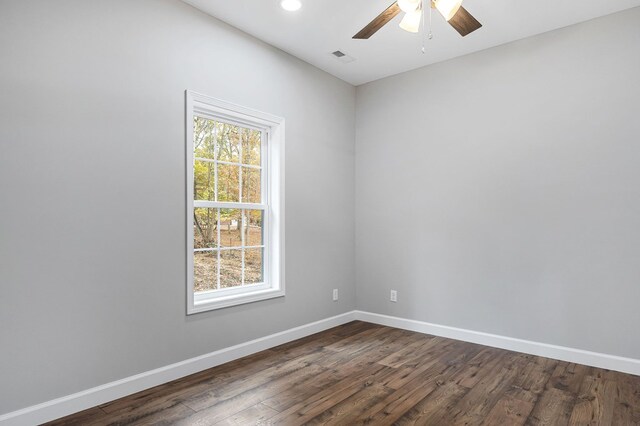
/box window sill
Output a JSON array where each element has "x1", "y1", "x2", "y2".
[{"x1": 187, "y1": 287, "x2": 285, "y2": 314}]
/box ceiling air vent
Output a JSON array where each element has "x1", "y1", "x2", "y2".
[{"x1": 331, "y1": 50, "x2": 356, "y2": 64}]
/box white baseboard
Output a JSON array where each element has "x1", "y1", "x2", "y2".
[
  {"x1": 0, "y1": 311, "x2": 356, "y2": 426},
  {"x1": 354, "y1": 310, "x2": 640, "y2": 377},
  {"x1": 4, "y1": 309, "x2": 639, "y2": 425}
]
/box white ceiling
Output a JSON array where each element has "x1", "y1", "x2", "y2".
[{"x1": 182, "y1": 0, "x2": 640, "y2": 86}]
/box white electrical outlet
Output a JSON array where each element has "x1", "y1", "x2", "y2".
[
  {"x1": 390, "y1": 290, "x2": 398, "y2": 302},
  {"x1": 333, "y1": 289, "x2": 339, "y2": 301}
]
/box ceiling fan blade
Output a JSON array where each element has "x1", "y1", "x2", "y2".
[
  {"x1": 448, "y1": 6, "x2": 482, "y2": 37},
  {"x1": 353, "y1": 2, "x2": 401, "y2": 39}
]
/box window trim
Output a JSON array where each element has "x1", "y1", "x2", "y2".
[{"x1": 186, "y1": 90, "x2": 285, "y2": 314}]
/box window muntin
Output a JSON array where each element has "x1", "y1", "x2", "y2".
[
  {"x1": 186, "y1": 91, "x2": 284, "y2": 314},
  {"x1": 192, "y1": 117, "x2": 266, "y2": 291}
]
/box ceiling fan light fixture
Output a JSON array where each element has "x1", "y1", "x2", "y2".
[
  {"x1": 397, "y1": 0, "x2": 421, "y2": 13},
  {"x1": 399, "y1": 10, "x2": 422, "y2": 33},
  {"x1": 353, "y1": 0, "x2": 481, "y2": 40},
  {"x1": 433, "y1": 0, "x2": 462, "y2": 21},
  {"x1": 280, "y1": 0, "x2": 301, "y2": 12}
]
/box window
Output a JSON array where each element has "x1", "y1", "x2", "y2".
[{"x1": 186, "y1": 91, "x2": 284, "y2": 314}]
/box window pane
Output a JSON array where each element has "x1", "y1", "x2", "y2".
[
  {"x1": 194, "y1": 208, "x2": 218, "y2": 249},
  {"x1": 194, "y1": 251, "x2": 218, "y2": 292},
  {"x1": 194, "y1": 160, "x2": 215, "y2": 201},
  {"x1": 193, "y1": 117, "x2": 216, "y2": 160},
  {"x1": 242, "y1": 167, "x2": 261, "y2": 203},
  {"x1": 217, "y1": 123, "x2": 241, "y2": 163},
  {"x1": 220, "y1": 250, "x2": 242, "y2": 288},
  {"x1": 245, "y1": 248, "x2": 263, "y2": 284},
  {"x1": 220, "y1": 209, "x2": 242, "y2": 248},
  {"x1": 244, "y1": 210, "x2": 263, "y2": 247},
  {"x1": 242, "y1": 128, "x2": 261, "y2": 166},
  {"x1": 217, "y1": 163, "x2": 240, "y2": 202}
]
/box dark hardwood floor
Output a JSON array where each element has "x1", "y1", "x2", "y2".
[{"x1": 46, "y1": 321, "x2": 640, "y2": 425}]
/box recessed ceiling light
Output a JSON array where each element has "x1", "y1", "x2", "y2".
[{"x1": 280, "y1": 0, "x2": 301, "y2": 12}]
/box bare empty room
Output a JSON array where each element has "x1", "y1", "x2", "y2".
[{"x1": 1, "y1": 0, "x2": 640, "y2": 425}]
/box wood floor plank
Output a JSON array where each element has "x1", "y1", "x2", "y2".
[
  {"x1": 124, "y1": 402, "x2": 195, "y2": 426},
  {"x1": 512, "y1": 357, "x2": 559, "y2": 397},
  {"x1": 328, "y1": 320, "x2": 382, "y2": 337},
  {"x1": 212, "y1": 402, "x2": 278, "y2": 426},
  {"x1": 174, "y1": 363, "x2": 326, "y2": 425},
  {"x1": 336, "y1": 327, "x2": 420, "y2": 362},
  {"x1": 307, "y1": 383, "x2": 395, "y2": 425},
  {"x1": 438, "y1": 340, "x2": 491, "y2": 371},
  {"x1": 358, "y1": 383, "x2": 439, "y2": 425},
  {"x1": 614, "y1": 376, "x2": 640, "y2": 425},
  {"x1": 377, "y1": 336, "x2": 438, "y2": 368},
  {"x1": 482, "y1": 386, "x2": 537, "y2": 426},
  {"x1": 261, "y1": 356, "x2": 400, "y2": 413},
  {"x1": 396, "y1": 382, "x2": 469, "y2": 425},
  {"x1": 268, "y1": 365, "x2": 401, "y2": 425},
  {"x1": 269, "y1": 378, "x2": 375, "y2": 424},
  {"x1": 569, "y1": 375, "x2": 620, "y2": 426},
  {"x1": 45, "y1": 321, "x2": 640, "y2": 426},
  {"x1": 526, "y1": 387, "x2": 575, "y2": 426},
  {"x1": 447, "y1": 353, "x2": 527, "y2": 425},
  {"x1": 89, "y1": 396, "x2": 196, "y2": 426},
  {"x1": 449, "y1": 347, "x2": 505, "y2": 389},
  {"x1": 183, "y1": 349, "x2": 330, "y2": 411},
  {"x1": 548, "y1": 362, "x2": 593, "y2": 395},
  {"x1": 383, "y1": 358, "x2": 443, "y2": 390},
  {"x1": 358, "y1": 365, "x2": 463, "y2": 425},
  {"x1": 323, "y1": 324, "x2": 390, "y2": 353},
  {"x1": 259, "y1": 364, "x2": 370, "y2": 412},
  {"x1": 319, "y1": 329, "x2": 420, "y2": 377}
]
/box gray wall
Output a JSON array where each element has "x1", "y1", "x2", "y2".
[
  {"x1": 0, "y1": 0, "x2": 356, "y2": 414},
  {"x1": 356, "y1": 7, "x2": 640, "y2": 360}
]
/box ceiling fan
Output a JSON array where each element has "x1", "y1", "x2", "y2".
[{"x1": 353, "y1": 0, "x2": 482, "y2": 39}]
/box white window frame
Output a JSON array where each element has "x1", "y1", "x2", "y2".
[{"x1": 186, "y1": 90, "x2": 285, "y2": 314}]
